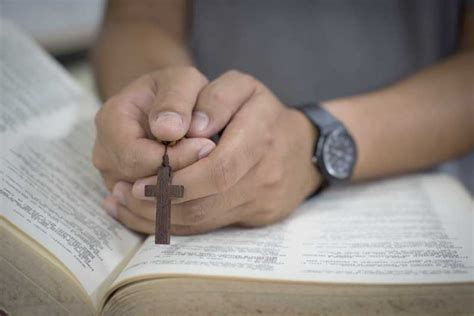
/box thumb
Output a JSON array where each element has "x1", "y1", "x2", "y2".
[{"x1": 148, "y1": 67, "x2": 209, "y2": 142}]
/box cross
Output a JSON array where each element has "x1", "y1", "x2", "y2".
[{"x1": 144, "y1": 144, "x2": 184, "y2": 244}]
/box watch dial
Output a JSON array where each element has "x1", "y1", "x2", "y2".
[{"x1": 322, "y1": 127, "x2": 356, "y2": 180}]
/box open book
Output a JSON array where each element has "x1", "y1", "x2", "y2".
[{"x1": 1, "y1": 21, "x2": 473, "y2": 316}]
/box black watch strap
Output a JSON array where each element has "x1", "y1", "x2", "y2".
[
  {"x1": 297, "y1": 103, "x2": 339, "y2": 134},
  {"x1": 296, "y1": 103, "x2": 333, "y2": 197}
]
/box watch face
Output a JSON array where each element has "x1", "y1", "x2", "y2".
[{"x1": 322, "y1": 127, "x2": 357, "y2": 180}]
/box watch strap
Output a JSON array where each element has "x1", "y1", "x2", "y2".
[
  {"x1": 295, "y1": 102, "x2": 336, "y2": 198},
  {"x1": 297, "y1": 103, "x2": 340, "y2": 134}
]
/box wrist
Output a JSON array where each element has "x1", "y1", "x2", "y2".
[
  {"x1": 93, "y1": 23, "x2": 192, "y2": 99},
  {"x1": 288, "y1": 108, "x2": 323, "y2": 197}
]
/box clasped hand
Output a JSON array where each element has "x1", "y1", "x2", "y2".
[{"x1": 93, "y1": 67, "x2": 321, "y2": 235}]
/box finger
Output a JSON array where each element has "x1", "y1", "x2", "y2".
[
  {"x1": 96, "y1": 136, "x2": 215, "y2": 181},
  {"x1": 147, "y1": 67, "x2": 209, "y2": 141},
  {"x1": 102, "y1": 196, "x2": 154, "y2": 234},
  {"x1": 112, "y1": 181, "x2": 155, "y2": 221},
  {"x1": 187, "y1": 70, "x2": 257, "y2": 138},
  {"x1": 110, "y1": 181, "x2": 241, "y2": 236},
  {"x1": 95, "y1": 89, "x2": 164, "y2": 179},
  {"x1": 96, "y1": 73, "x2": 170, "y2": 153},
  {"x1": 112, "y1": 180, "x2": 240, "y2": 227},
  {"x1": 171, "y1": 166, "x2": 259, "y2": 226},
  {"x1": 94, "y1": 72, "x2": 212, "y2": 181},
  {"x1": 94, "y1": 95, "x2": 156, "y2": 175}
]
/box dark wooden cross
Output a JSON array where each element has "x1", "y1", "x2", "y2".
[{"x1": 144, "y1": 144, "x2": 184, "y2": 244}]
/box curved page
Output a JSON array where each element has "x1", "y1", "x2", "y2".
[
  {"x1": 0, "y1": 20, "x2": 142, "y2": 305},
  {"x1": 110, "y1": 174, "x2": 473, "y2": 295}
]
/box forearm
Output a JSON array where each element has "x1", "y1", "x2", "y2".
[
  {"x1": 92, "y1": 0, "x2": 192, "y2": 99},
  {"x1": 324, "y1": 51, "x2": 474, "y2": 181}
]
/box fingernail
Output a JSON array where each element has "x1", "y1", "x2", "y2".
[
  {"x1": 156, "y1": 111, "x2": 183, "y2": 128},
  {"x1": 103, "y1": 196, "x2": 118, "y2": 218},
  {"x1": 112, "y1": 183, "x2": 126, "y2": 205},
  {"x1": 191, "y1": 111, "x2": 209, "y2": 132},
  {"x1": 198, "y1": 144, "x2": 214, "y2": 159}
]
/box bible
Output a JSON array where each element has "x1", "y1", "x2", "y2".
[{"x1": 1, "y1": 21, "x2": 473, "y2": 316}]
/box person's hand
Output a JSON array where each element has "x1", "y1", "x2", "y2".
[
  {"x1": 93, "y1": 67, "x2": 216, "y2": 222},
  {"x1": 111, "y1": 70, "x2": 322, "y2": 234}
]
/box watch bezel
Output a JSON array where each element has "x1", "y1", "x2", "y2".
[{"x1": 314, "y1": 126, "x2": 357, "y2": 182}]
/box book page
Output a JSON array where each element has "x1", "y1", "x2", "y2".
[
  {"x1": 0, "y1": 20, "x2": 142, "y2": 303},
  {"x1": 111, "y1": 174, "x2": 473, "y2": 292}
]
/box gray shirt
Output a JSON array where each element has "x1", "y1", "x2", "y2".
[{"x1": 188, "y1": 0, "x2": 473, "y2": 192}]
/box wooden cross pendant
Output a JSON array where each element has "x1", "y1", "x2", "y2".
[{"x1": 144, "y1": 144, "x2": 184, "y2": 244}]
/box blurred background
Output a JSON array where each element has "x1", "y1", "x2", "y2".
[{"x1": 0, "y1": 0, "x2": 104, "y2": 96}]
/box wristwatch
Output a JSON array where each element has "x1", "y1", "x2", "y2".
[{"x1": 295, "y1": 103, "x2": 357, "y2": 190}]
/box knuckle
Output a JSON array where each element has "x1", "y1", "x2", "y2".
[
  {"x1": 184, "y1": 66, "x2": 208, "y2": 84},
  {"x1": 205, "y1": 85, "x2": 229, "y2": 106},
  {"x1": 225, "y1": 69, "x2": 243, "y2": 78},
  {"x1": 104, "y1": 94, "x2": 122, "y2": 109},
  {"x1": 265, "y1": 167, "x2": 284, "y2": 187},
  {"x1": 263, "y1": 131, "x2": 274, "y2": 147},
  {"x1": 185, "y1": 66, "x2": 200, "y2": 77},
  {"x1": 95, "y1": 97, "x2": 123, "y2": 127},
  {"x1": 116, "y1": 147, "x2": 140, "y2": 179},
  {"x1": 137, "y1": 72, "x2": 153, "y2": 84},
  {"x1": 141, "y1": 72, "x2": 156, "y2": 84},
  {"x1": 142, "y1": 73, "x2": 159, "y2": 94},
  {"x1": 242, "y1": 73, "x2": 257, "y2": 85},
  {"x1": 227, "y1": 69, "x2": 254, "y2": 82},
  {"x1": 212, "y1": 155, "x2": 238, "y2": 192}
]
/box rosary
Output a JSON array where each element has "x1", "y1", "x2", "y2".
[{"x1": 144, "y1": 142, "x2": 184, "y2": 244}]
